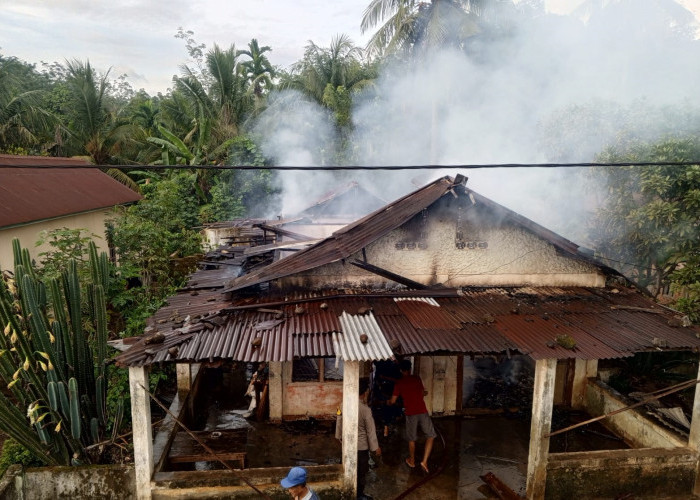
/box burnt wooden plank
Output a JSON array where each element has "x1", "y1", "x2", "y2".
[
  {"x1": 349, "y1": 259, "x2": 429, "y2": 289},
  {"x1": 255, "y1": 223, "x2": 313, "y2": 242},
  {"x1": 480, "y1": 471, "x2": 524, "y2": 500}
]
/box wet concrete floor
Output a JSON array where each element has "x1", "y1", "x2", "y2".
[
  {"x1": 188, "y1": 396, "x2": 637, "y2": 499},
  {"x1": 180, "y1": 366, "x2": 662, "y2": 499}
]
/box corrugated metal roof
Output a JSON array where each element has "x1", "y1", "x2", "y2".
[
  {"x1": 333, "y1": 311, "x2": 394, "y2": 361},
  {"x1": 0, "y1": 156, "x2": 142, "y2": 228},
  {"x1": 114, "y1": 286, "x2": 700, "y2": 367}
]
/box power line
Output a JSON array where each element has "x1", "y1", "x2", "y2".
[{"x1": 0, "y1": 161, "x2": 699, "y2": 170}]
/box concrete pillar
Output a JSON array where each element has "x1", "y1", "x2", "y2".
[
  {"x1": 444, "y1": 356, "x2": 459, "y2": 415},
  {"x1": 432, "y1": 357, "x2": 446, "y2": 414},
  {"x1": 688, "y1": 355, "x2": 700, "y2": 495},
  {"x1": 418, "y1": 356, "x2": 434, "y2": 415},
  {"x1": 526, "y1": 358, "x2": 557, "y2": 500},
  {"x1": 176, "y1": 363, "x2": 192, "y2": 396},
  {"x1": 129, "y1": 366, "x2": 153, "y2": 500},
  {"x1": 341, "y1": 360, "x2": 360, "y2": 494},
  {"x1": 571, "y1": 359, "x2": 598, "y2": 409},
  {"x1": 268, "y1": 361, "x2": 283, "y2": 421}
]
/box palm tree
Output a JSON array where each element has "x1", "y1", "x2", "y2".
[
  {"x1": 283, "y1": 34, "x2": 374, "y2": 104},
  {"x1": 176, "y1": 43, "x2": 251, "y2": 140},
  {"x1": 274, "y1": 35, "x2": 376, "y2": 163},
  {"x1": 0, "y1": 56, "x2": 54, "y2": 151},
  {"x1": 361, "y1": 0, "x2": 482, "y2": 56},
  {"x1": 238, "y1": 39, "x2": 275, "y2": 108},
  {"x1": 152, "y1": 45, "x2": 254, "y2": 199},
  {"x1": 63, "y1": 60, "x2": 138, "y2": 189}
]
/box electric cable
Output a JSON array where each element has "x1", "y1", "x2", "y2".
[{"x1": 1, "y1": 161, "x2": 699, "y2": 170}]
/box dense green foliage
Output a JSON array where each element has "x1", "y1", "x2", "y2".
[{"x1": 591, "y1": 137, "x2": 700, "y2": 320}]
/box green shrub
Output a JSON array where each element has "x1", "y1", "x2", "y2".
[{"x1": 0, "y1": 439, "x2": 43, "y2": 476}]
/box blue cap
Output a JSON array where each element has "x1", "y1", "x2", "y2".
[{"x1": 280, "y1": 467, "x2": 307, "y2": 488}]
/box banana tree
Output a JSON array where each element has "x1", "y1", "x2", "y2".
[
  {"x1": 147, "y1": 123, "x2": 237, "y2": 202},
  {"x1": 0, "y1": 239, "x2": 122, "y2": 465}
]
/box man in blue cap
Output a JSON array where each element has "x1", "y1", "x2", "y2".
[{"x1": 280, "y1": 466, "x2": 320, "y2": 500}]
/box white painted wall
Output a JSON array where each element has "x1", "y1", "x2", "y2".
[{"x1": 281, "y1": 218, "x2": 604, "y2": 289}]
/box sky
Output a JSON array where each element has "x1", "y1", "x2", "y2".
[
  {"x1": 3, "y1": 0, "x2": 700, "y2": 242},
  {"x1": 2, "y1": 0, "x2": 698, "y2": 95}
]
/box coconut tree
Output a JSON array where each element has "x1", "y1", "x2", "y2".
[
  {"x1": 284, "y1": 34, "x2": 372, "y2": 104},
  {"x1": 0, "y1": 56, "x2": 54, "y2": 151},
  {"x1": 361, "y1": 0, "x2": 483, "y2": 56},
  {"x1": 238, "y1": 39, "x2": 275, "y2": 109},
  {"x1": 156, "y1": 44, "x2": 253, "y2": 199},
  {"x1": 63, "y1": 60, "x2": 138, "y2": 189},
  {"x1": 274, "y1": 35, "x2": 376, "y2": 164}
]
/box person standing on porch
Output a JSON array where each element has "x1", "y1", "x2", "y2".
[
  {"x1": 335, "y1": 378, "x2": 382, "y2": 500},
  {"x1": 389, "y1": 359, "x2": 436, "y2": 474},
  {"x1": 280, "y1": 466, "x2": 320, "y2": 500}
]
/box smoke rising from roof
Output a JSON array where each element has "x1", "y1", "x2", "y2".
[{"x1": 254, "y1": 1, "x2": 700, "y2": 244}]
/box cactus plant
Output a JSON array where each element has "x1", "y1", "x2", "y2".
[{"x1": 0, "y1": 239, "x2": 123, "y2": 465}]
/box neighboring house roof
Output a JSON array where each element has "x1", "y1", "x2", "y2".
[
  {"x1": 296, "y1": 181, "x2": 387, "y2": 219},
  {"x1": 224, "y1": 175, "x2": 611, "y2": 293},
  {"x1": 0, "y1": 155, "x2": 142, "y2": 229},
  {"x1": 113, "y1": 283, "x2": 700, "y2": 367}
]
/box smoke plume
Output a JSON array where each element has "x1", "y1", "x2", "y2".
[{"x1": 254, "y1": 1, "x2": 700, "y2": 243}]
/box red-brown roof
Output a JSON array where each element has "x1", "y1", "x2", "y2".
[
  {"x1": 0, "y1": 155, "x2": 142, "y2": 228},
  {"x1": 113, "y1": 285, "x2": 700, "y2": 367}
]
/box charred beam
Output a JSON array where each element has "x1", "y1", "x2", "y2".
[
  {"x1": 243, "y1": 239, "x2": 321, "y2": 257},
  {"x1": 254, "y1": 223, "x2": 313, "y2": 242},
  {"x1": 349, "y1": 259, "x2": 429, "y2": 289},
  {"x1": 480, "y1": 472, "x2": 524, "y2": 500}
]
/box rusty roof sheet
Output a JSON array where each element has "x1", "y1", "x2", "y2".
[
  {"x1": 114, "y1": 285, "x2": 700, "y2": 367},
  {"x1": 0, "y1": 156, "x2": 142, "y2": 228}
]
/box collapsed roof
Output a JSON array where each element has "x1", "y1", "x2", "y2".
[{"x1": 114, "y1": 175, "x2": 700, "y2": 367}]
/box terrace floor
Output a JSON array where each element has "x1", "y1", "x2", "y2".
[{"x1": 166, "y1": 366, "x2": 647, "y2": 499}]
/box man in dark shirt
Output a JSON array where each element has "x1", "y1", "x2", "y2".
[{"x1": 389, "y1": 359, "x2": 436, "y2": 473}]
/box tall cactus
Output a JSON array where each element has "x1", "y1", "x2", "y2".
[{"x1": 0, "y1": 239, "x2": 122, "y2": 465}]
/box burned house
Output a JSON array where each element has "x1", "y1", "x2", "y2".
[{"x1": 116, "y1": 174, "x2": 700, "y2": 499}]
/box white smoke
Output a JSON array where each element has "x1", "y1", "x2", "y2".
[
  {"x1": 254, "y1": 1, "x2": 700, "y2": 243},
  {"x1": 252, "y1": 89, "x2": 341, "y2": 217}
]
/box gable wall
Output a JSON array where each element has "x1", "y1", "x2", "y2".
[
  {"x1": 279, "y1": 217, "x2": 604, "y2": 289},
  {"x1": 0, "y1": 210, "x2": 113, "y2": 271}
]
